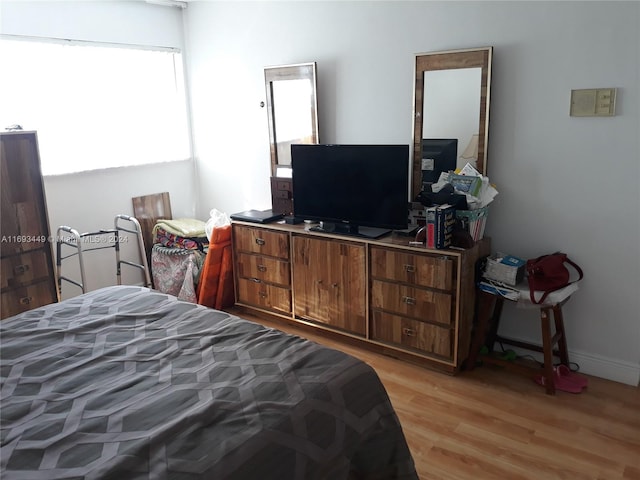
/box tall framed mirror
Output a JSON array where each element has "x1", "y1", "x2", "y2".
[
  {"x1": 411, "y1": 47, "x2": 492, "y2": 199},
  {"x1": 264, "y1": 62, "x2": 319, "y2": 176}
]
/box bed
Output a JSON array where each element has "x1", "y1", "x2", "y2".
[{"x1": 0, "y1": 286, "x2": 417, "y2": 479}]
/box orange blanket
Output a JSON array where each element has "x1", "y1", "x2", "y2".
[{"x1": 196, "y1": 225, "x2": 235, "y2": 310}]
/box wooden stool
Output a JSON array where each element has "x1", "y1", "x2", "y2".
[{"x1": 465, "y1": 289, "x2": 572, "y2": 395}]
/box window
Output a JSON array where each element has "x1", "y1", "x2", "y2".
[{"x1": 0, "y1": 36, "x2": 191, "y2": 175}]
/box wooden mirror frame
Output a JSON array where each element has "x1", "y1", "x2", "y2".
[
  {"x1": 411, "y1": 47, "x2": 492, "y2": 200},
  {"x1": 264, "y1": 62, "x2": 319, "y2": 176}
]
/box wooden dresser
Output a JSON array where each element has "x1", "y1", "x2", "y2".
[
  {"x1": 1, "y1": 131, "x2": 59, "y2": 319},
  {"x1": 232, "y1": 221, "x2": 490, "y2": 373}
]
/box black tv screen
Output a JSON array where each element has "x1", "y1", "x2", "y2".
[
  {"x1": 291, "y1": 144, "x2": 409, "y2": 239},
  {"x1": 421, "y1": 138, "x2": 458, "y2": 186}
]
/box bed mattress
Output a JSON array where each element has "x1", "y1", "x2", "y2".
[{"x1": 0, "y1": 286, "x2": 417, "y2": 479}]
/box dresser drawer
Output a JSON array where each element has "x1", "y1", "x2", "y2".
[
  {"x1": 1, "y1": 249, "x2": 54, "y2": 290},
  {"x1": 1, "y1": 280, "x2": 58, "y2": 319},
  {"x1": 236, "y1": 253, "x2": 290, "y2": 287},
  {"x1": 233, "y1": 225, "x2": 289, "y2": 259},
  {"x1": 236, "y1": 277, "x2": 291, "y2": 314},
  {"x1": 371, "y1": 311, "x2": 452, "y2": 359},
  {"x1": 370, "y1": 247, "x2": 454, "y2": 290},
  {"x1": 371, "y1": 280, "x2": 453, "y2": 326}
]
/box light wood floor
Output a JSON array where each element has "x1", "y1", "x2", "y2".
[{"x1": 233, "y1": 310, "x2": 640, "y2": 480}]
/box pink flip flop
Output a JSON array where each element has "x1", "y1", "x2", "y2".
[
  {"x1": 534, "y1": 373, "x2": 583, "y2": 394},
  {"x1": 555, "y1": 364, "x2": 588, "y2": 389}
]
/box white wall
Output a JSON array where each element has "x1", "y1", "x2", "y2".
[
  {"x1": 1, "y1": 1, "x2": 197, "y2": 298},
  {"x1": 184, "y1": 1, "x2": 640, "y2": 385}
]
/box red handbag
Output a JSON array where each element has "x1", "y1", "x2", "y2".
[{"x1": 526, "y1": 252, "x2": 583, "y2": 304}]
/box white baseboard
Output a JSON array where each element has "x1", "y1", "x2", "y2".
[
  {"x1": 568, "y1": 350, "x2": 639, "y2": 386},
  {"x1": 502, "y1": 339, "x2": 639, "y2": 386}
]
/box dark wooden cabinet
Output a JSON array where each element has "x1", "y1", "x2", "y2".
[
  {"x1": 1, "y1": 131, "x2": 58, "y2": 319},
  {"x1": 270, "y1": 177, "x2": 293, "y2": 215}
]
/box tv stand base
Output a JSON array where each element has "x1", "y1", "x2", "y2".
[{"x1": 311, "y1": 221, "x2": 390, "y2": 239}]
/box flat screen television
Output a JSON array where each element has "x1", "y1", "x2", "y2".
[
  {"x1": 291, "y1": 144, "x2": 409, "y2": 239},
  {"x1": 420, "y1": 138, "x2": 458, "y2": 186}
]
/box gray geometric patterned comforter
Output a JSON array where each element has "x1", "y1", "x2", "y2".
[{"x1": 1, "y1": 286, "x2": 417, "y2": 480}]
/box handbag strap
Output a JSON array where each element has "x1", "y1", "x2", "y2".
[
  {"x1": 531, "y1": 287, "x2": 553, "y2": 305},
  {"x1": 529, "y1": 254, "x2": 584, "y2": 304},
  {"x1": 563, "y1": 256, "x2": 584, "y2": 282}
]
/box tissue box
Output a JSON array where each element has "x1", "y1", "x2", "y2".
[{"x1": 484, "y1": 254, "x2": 525, "y2": 286}]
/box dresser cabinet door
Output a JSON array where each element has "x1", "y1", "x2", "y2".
[
  {"x1": 1, "y1": 281, "x2": 58, "y2": 318},
  {"x1": 370, "y1": 280, "x2": 452, "y2": 325},
  {"x1": 236, "y1": 277, "x2": 291, "y2": 314},
  {"x1": 371, "y1": 311, "x2": 452, "y2": 358},
  {"x1": 236, "y1": 253, "x2": 290, "y2": 287},
  {"x1": 292, "y1": 236, "x2": 366, "y2": 336},
  {"x1": 370, "y1": 247, "x2": 454, "y2": 290},
  {"x1": 1, "y1": 250, "x2": 56, "y2": 290},
  {"x1": 233, "y1": 225, "x2": 289, "y2": 259}
]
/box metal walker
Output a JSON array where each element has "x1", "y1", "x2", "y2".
[{"x1": 56, "y1": 214, "x2": 151, "y2": 295}]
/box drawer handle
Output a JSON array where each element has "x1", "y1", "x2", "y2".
[
  {"x1": 250, "y1": 278, "x2": 262, "y2": 283},
  {"x1": 257, "y1": 264, "x2": 267, "y2": 272},
  {"x1": 332, "y1": 283, "x2": 338, "y2": 288},
  {"x1": 403, "y1": 264, "x2": 415, "y2": 273},
  {"x1": 402, "y1": 327, "x2": 416, "y2": 337},
  {"x1": 255, "y1": 238, "x2": 266, "y2": 246},
  {"x1": 14, "y1": 264, "x2": 31, "y2": 275},
  {"x1": 259, "y1": 291, "x2": 267, "y2": 298},
  {"x1": 402, "y1": 296, "x2": 416, "y2": 305},
  {"x1": 19, "y1": 296, "x2": 33, "y2": 305}
]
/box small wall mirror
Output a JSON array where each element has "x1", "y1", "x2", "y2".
[
  {"x1": 264, "y1": 62, "x2": 319, "y2": 176},
  {"x1": 411, "y1": 47, "x2": 492, "y2": 199}
]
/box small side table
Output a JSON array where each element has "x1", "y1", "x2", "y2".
[{"x1": 465, "y1": 283, "x2": 579, "y2": 395}]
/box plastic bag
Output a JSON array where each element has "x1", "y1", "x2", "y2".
[{"x1": 205, "y1": 208, "x2": 230, "y2": 242}]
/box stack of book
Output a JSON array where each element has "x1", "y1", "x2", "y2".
[
  {"x1": 477, "y1": 279, "x2": 520, "y2": 301},
  {"x1": 425, "y1": 204, "x2": 456, "y2": 249},
  {"x1": 484, "y1": 254, "x2": 525, "y2": 285}
]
